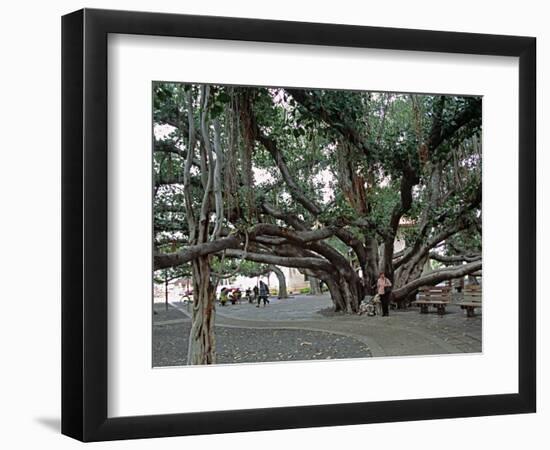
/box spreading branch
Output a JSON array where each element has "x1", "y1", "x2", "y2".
[
  {"x1": 392, "y1": 260, "x2": 482, "y2": 301},
  {"x1": 224, "y1": 249, "x2": 332, "y2": 272},
  {"x1": 429, "y1": 253, "x2": 481, "y2": 263}
]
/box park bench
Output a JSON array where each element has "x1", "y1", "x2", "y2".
[
  {"x1": 457, "y1": 284, "x2": 482, "y2": 317},
  {"x1": 412, "y1": 286, "x2": 452, "y2": 315}
]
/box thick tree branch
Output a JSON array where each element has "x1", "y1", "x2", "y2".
[
  {"x1": 394, "y1": 217, "x2": 471, "y2": 271},
  {"x1": 153, "y1": 222, "x2": 337, "y2": 270},
  {"x1": 154, "y1": 139, "x2": 187, "y2": 159},
  {"x1": 262, "y1": 201, "x2": 369, "y2": 270},
  {"x1": 381, "y1": 165, "x2": 419, "y2": 274},
  {"x1": 154, "y1": 235, "x2": 242, "y2": 270},
  {"x1": 252, "y1": 223, "x2": 337, "y2": 244},
  {"x1": 394, "y1": 178, "x2": 481, "y2": 272},
  {"x1": 241, "y1": 94, "x2": 322, "y2": 216},
  {"x1": 392, "y1": 260, "x2": 482, "y2": 301},
  {"x1": 257, "y1": 132, "x2": 322, "y2": 215},
  {"x1": 224, "y1": 249, "x2": 332, "y2": 272},
  {"x1": 155, "y1": 175, "x2": 203, "y2": 189},
  {"x1": 261, "y1": 202, "x2": 309, "y2": 231},
  {"x1": 429, "y1": 253, "x2": 481, "y2": 263}
]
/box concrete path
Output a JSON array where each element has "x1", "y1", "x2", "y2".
[{"x1": 167, "y1": 294, "x2": 482, "y2": 358}]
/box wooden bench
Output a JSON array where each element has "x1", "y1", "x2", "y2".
[
  {"x1": 457, "y1": 284, "x2": 482, "y2": 317},
  {"x1": 412, "y1": 286, "x2": 452, "y2": 315}
]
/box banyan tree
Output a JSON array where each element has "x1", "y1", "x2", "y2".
[{"x1": 153, "y1": 83, "x2": 482, "y2": 364}]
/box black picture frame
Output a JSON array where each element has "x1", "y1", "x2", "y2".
[{"x1": 62, "y1": 8, "x2": 536, "y2": 442}]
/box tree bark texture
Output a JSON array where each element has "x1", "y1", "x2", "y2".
[
  {"x1": 270, "y1": 265, "x2": 288, "y2": 299},
  {"x1": 187, "y1": 256, "x2": 217, "y2": 365},
  {"x1": 309, "y1": 277, "x2": 321, "y2": 295}
]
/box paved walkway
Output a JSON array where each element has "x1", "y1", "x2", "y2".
[
  {"x1": 153, "y1": 298, "x2": 373, "y2": 366},
  {"x1": 161, "y1": 293, "x2": 481, "y2": 358}
]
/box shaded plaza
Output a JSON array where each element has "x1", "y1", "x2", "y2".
[{"x1": 153, "y1": 293, "x2": 481, "y2": 367}]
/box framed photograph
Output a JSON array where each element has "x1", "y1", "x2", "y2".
[{"x1": 62, "y1": 8, "x2": 536, "y2": 442}]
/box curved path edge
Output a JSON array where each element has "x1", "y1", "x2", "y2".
[{"x1": 164, "y1": 302, "x2": 463, "y2": 357}]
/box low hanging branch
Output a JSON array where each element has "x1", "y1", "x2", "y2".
[
  {"x1": 154, "y1": 234, "x2": 241, "y2": 270},
  {"x1": 153, "y1": 222, "x2": 339, "y2": 271},
  {"x1": 392, "y1": 260, "x2": 482, "y2": 301},
  {"x1": 224, "y1": 249, "x2": 332, "y2": 273},
  {"x1": 429, "y1": 253, "x2": 481, "y2": 263}
]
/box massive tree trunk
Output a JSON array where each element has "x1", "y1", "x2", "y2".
[
  {"x1": 364, "y1": 236, "x2": 379, "y2": 295},
  {"x1": 314, "y1": 251, "x2": 364, "y2": 313},
  {"x1": 187, "y1": 256, "x2": 216, "y2": 365},
  {"x1": 320, "y1": 270, "x2": 363, "y2": 313},
  {"x1": 394, "y1": 253, "x2": 429, "y2": 290},
  {"x1": 309, "y1": 277, "x2": 321, "y2": 295},
  {"x1": 302, "y1": 267, "x2": 364, "y2": 314},
  {"x1": 392, "y1": 254, "x2": 429, "y2": 307},
  {"x1": 270, "y1": 266, "x2": 288, "y2": 299},
  {"x1": 322, "y1": 276, "x2": 345, "y2": 312}
]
